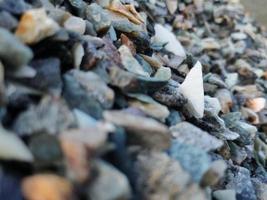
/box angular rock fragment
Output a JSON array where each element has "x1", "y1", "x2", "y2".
[
  {"x1": 0, "y1": 28, "x2": 33, "y2": 70},
  {"x1": 135, "y1": 151, "x2": 191, "y2": 199},
  {"x1": 87, "y1": 160, "x2": 131, "y2": 200},
  {"x1": 15, "y1": 8, "x2": 60, "y2": 44},
  {"x1": 153, "y1": 24, "x2": 186, "y2": 59},
  {"x1": 170, "y1": 122, "x2": 223, "y2": 152},
  {"x1": 104, "y1": 110, "x2": 171, "y2": 150},
  {"x1": 13, "y1": 96, "x2": 75, "y2": 135},
  {"x1": 180, "y1": 61, "x2": 204, "y2": 118},
  {"x1": 169, "y1": 141, "x2": 211, "y2": 182},
  {"x1": 63, "y1": 16, "x2": 86, "y2": 34}
]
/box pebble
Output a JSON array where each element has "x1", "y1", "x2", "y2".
[
  {"x1": 63, "y1": 16, "x2": 86, "y2": 34},
  {"x1": 15, "y1": 8, "x2": 60, "y2": 44},
  {"x1": 0, "y1": 27, "x2": 33, "y2": 70},
  {"x1": 170, "y1": 122, "x2": 223, "y2": 152},
  {"x1": 153, "y1": 24, "x2": 186, "y2": 59},
  {"x1": 22, "y1": 174, "x2": 74, "y2": 200},
  {"x1": 104, "y1": 110, "x2": 171, "y2": 150},
  {"x1": 87, "y1": 160, "x2": 131, "y2": 200}
]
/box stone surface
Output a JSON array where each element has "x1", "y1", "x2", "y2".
[{"x1": 15, "y1": 8, "x2": 60, "y2": 44}]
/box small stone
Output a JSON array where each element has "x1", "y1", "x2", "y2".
[
  {"x1": 178, "y1": 184, "x2": 207, "y2": 200},
  {"x1": 226, "y1": 166, "x2": 257, "y2": 200},
  {"x1": 128, "y1": 93, "x2": 170, "y2": 121},
  {"x1": 213, "y1": 190, "x2": 236, "y2": 200},
  {"x1": 166, "y1": 0, "x2": 178, "y2": 14},
  {"x1": 73, "y1": 109, "x2": 97, "y2": 128},
  {"x1": 19, "y1": 58, "x2": 62, "y2": 95},
  {"x1": 200, "y1": 160, "x2": 227, "y2": 187},
  {"x1": 0, "y1": 127, "x2": 33, "y2": 162},
  {"x1": 104, "y1": 110, "x2": 171, "y2": 150},
  {"x1": 171, "y1": 122, "x2": 223, "y2": 152},
  {"x1": 86, "y1": 3, "x2": 111, "y2": 32},
  {"x1": 29, "y1": 133, "x2": 63, "y2": 168},
  {"x1": 60, "y1": 126, "x2": 109, "y2": 183},
  {"x1": 22, "y1": 174, "x2": 74, "y2": 200},
  {"x1": 119, "y1": 45, "x2": 149, "y2": 77},
  {"x1": 180, "y1": 61, "x2": 204, "y2": 118},
  {"x1": 72, "y1": 43, "x2": 85, "y2": 69},
  {"x1": 63, "y1": 16, "x2": 86, "y2": 34},
  {"x1": 0, "y1": 27, "x2": 33, "y2": 70},
  {"x1": 87, "y1": 160, "x2": 131, "y2": 200},
  {"x1": 215, "y1": 89, "x2": 233, "y2": 114},
  {"x1": 153, "y1": 24, "x2": 186, "y2": 59},
  {"x1": 15, "y1": 8, "x2": 60, "y2": 44},
  {"x1": 13, "y1": 96, "x2": 75, "y2": 135},
  {"x1": 153, "y1": 79, "x2": 187, "y2": 108},
  {"x1": 201, "y1": 38, "x2": 220, "y2": 50},
  {"x1": 0, "y1": 0, "x2": 30, "y2": 14},
  {"x1": 63, "y1": 72, "x2": 104, "y2": 119},
  {"x1": 135, "y1": 151, "x2": 191, "y2": 199},
  {"x1": 169, "y1": 141, "x2": 211, "y2": 182},
  {"x1": 245, "y1": 98, "x2": 266, "y2": 113},
  {"x1": 205, "y1": 96, "x2": 222, "y2": 114},
  {"x1": 70, "y1": 70, "x2": 115, "y2": 109}
]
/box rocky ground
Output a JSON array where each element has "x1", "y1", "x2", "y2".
[{"x1": 0, "y1": 0, "x2": 266, "y2": 200}]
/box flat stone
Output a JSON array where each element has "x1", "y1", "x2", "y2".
[
  {"x1": 170, "y1": 122, "x2": 223, "y2": 152},
  {"x1": 153, "y1": 24, "x2": 186, "y2": 58},
  {"x1": 128, "y1": 93, "x2": 170, "y2": 121},
  {"x1": 226, "y1": 166, "x2": 257, "y2": 200},
  {"x1": 70, "y1": 70, "x2": 114, "y2": 109},
  {"x1": 85, "y1": 3, "x2": 111, "y2": 32},
  {"x1": 119, "y1": 45, "x2": 149, "y2": 77}
]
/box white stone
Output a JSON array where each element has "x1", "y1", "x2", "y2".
[{"x1": 180, "y1": 61, "x2": 204, "y2": 118}]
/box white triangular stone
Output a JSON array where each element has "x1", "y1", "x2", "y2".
[
  {"x1": 180, "y1": 61, "x2": 204, "y2": 118},
  {"x1": 153, "y1": 24, "x2": 186, "y2": 58}
]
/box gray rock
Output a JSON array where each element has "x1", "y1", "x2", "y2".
[
  {"x1": 0, "y1": 11, "x2": 18, "y2": 30},
  {"x1": 87, "y1": 160, "x2": 131, "y2": 200},
  {"x1": 104, "y1": 110, "x2": 171, "y2": 150},
  {"x1": 70, "y1": 70, "x2": 114, "y2": 109},
  {"x1": 0, "y1": 28, "x2": 33, "y2": 70},
  {"x1": 213, "y1": 190, "x2": 236, "y2": 200},
  {"x1": 226, "y1": 166, "x2": 257, "y2": 200},
  {"x1": 63, "y1": 73, "x2": 104, "y2": 119},
  {"x1": 170, "y1": 122, "x2": 223, "y2": 152},
  {"x1": 85, "y1": 3, "x2": 111, "y2": 32},
  {"x1": 135, "y1": 151, "x2": 191, "y2": 200},
  {"x1": 169, "y1": 141, "x2": 211, "y2": 182},
  {"x1": 13, "y1": 96, "x2": 75, "y2": 135}
]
